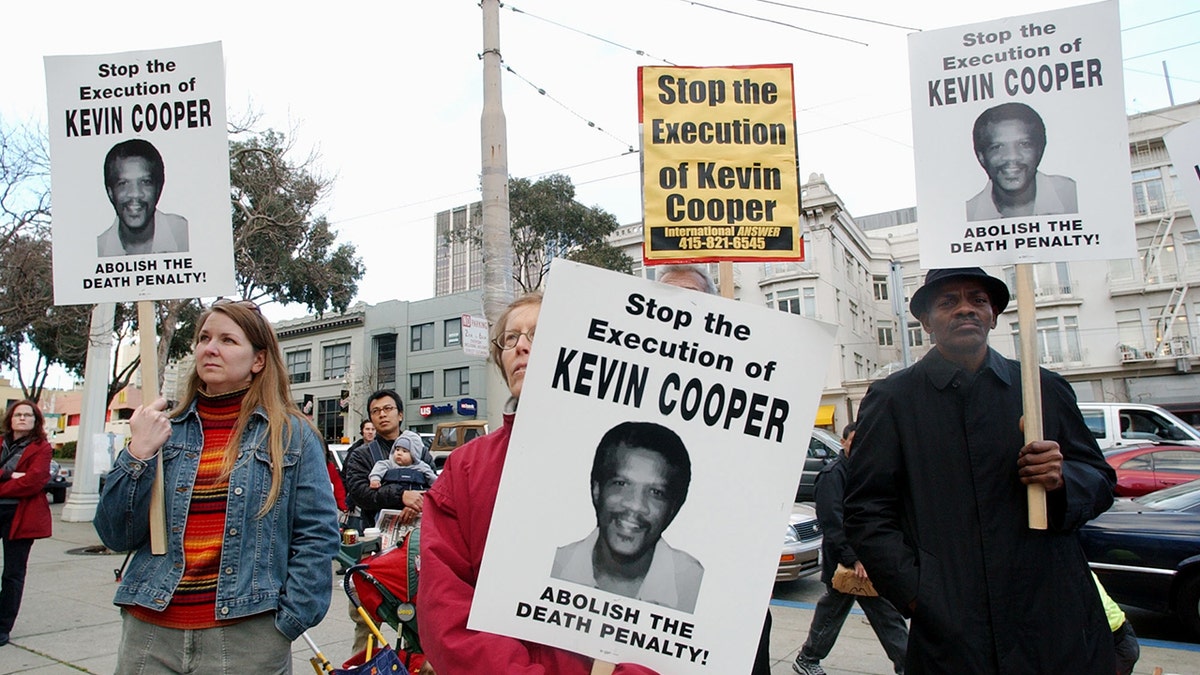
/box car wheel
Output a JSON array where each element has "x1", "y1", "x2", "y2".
[{"x1": 1180, "y1": 573, "x2": 1200, "y2": 639}]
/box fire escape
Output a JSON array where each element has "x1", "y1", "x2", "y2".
[{"x1": 1145, "y1": 209, "x2": 1191, "y2": 368}]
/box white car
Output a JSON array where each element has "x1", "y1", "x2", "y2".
[{"x1": 777, "y1": 503, "x2": 822, "y2": 583}]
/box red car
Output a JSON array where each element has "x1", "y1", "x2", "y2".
[{"x1": 1105, "y1": 445, "x2": 1200, "y2": 497}]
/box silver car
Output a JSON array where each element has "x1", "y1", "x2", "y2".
[{"x1": 777, "y1": 503, "x2": 822, "y2": 582}]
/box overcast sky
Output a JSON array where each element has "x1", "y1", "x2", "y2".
[{"x1": 2, "y1": 0, "x2": 1198, "y2": 340}]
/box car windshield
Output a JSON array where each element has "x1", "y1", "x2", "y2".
[{"x1": 1132, "y1": 478, "x2": 1200, "y2": 511}]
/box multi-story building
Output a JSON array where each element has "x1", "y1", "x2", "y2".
[{"x1": 274, "y1": 292, "x2": 488, "y2": 442}]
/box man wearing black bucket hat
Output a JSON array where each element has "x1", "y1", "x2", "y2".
[{"x1": 843, "y1": 267, "x2": 1116, "y2": 673}]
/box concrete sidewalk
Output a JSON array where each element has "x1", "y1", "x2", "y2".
[{"x1": 2, "y1": 504, "x2": 1196, "y2": 674}]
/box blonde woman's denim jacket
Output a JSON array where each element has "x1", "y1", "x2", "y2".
[{"x1": 94, "y1": 402, "x2": 340, "y2": 640}]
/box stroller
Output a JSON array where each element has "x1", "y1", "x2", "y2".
[{"x1": 340, "y1": 526, "x2": 427, "y2": 674}]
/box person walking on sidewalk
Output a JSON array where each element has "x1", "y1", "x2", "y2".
[
  {"x1": 793, "y1": 423, "x2": 907, "y2": 675},
  {"x1": 0, "y1": 400, "x2": 53, "y2": 647}
]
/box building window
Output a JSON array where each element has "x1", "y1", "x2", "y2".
[
  {"x1": 444, "y1": 317, "x2": 462, "y2": 347},
  {"x1": 878, "y1": 320, "x2": 895, "y2": 346},
  {"x1": 410, "y1": 371, "x2": 434, "y2": 400},
  {"x1": 316, "y1": 397, "x2": 344, "y2": 443},
  {"x1": 444, "y1": 367, "x2": 470, "y2": 397},
  {"x1": 1131, "y1": 167, "x2": 1167, "y2": 217},
  {"x1": 849, "y1": 301, "x2": 860, "y2": 334},
  {"x1": 323, "y1": 343, "x2": 350, "y2": 380},
  {"x1": 908, "y1": 321, "x2": 925, "y2": 347},
  {"x1": 873, "y1": 275, "x2": 889, "y2": 301},
  {"x1": 411, "y1": 323, "x2": 434, "y2": 352},
  {"x1": 767, "y1": 288, "x2": 800, "y2": 314},
  {"x1": 1004, "y1": 262, "x2": 1071, "y2": 298},
  {"x1": 1011, "y1": 315, "x2": 1082, "y2": 363},
  {"x1": 854, "y1": 353, "x2": 864, "y2": 378},
  {"x1": 286, "y1": 350, "x2": 311, "y2": 384},
  {"x1": 801, "y1": 287, "x2": 816, "y2": 317},
  {"x1": 374, "y1": 334, "x2": 396, "y2": 389}
]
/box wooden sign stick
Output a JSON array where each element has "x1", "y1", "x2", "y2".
[
  {"x1": 136, "y1": 300, "x2": 168, "y2": 554},
  {"x1": 590, "y1": 661, "x2": 616, "y2": 675},
  {"x1": 719, "y1": 261, "x2": 734, "y2": 299},
  {"x1": 1015, "y1": 264, "x2": 1048, "y2": 530}
]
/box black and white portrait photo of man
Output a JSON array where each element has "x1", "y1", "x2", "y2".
[
  {"x1": 551, "y1": 421, "x2": 704, "y2": 613},
  {"x1": 96, "y1": 138, "x2": 189, "y2": 257},
  {"x1": 965, "y1": 102, "x2": 1078, "y2": 222}
]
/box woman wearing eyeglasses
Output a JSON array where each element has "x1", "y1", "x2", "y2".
[
  {"x1": 95, "y1": 300, "x2": 340, "y2": 673},
  {"x1": 421, "y1": 292, "x2": 658, "y2": 674},
  {"x1": 0, "y1": 400, "x2": 52, "y2": 647}
]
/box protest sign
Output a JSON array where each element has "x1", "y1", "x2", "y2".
[
  {"x1": 1165, "y1": 119, "x2": 1200, "y2": 221},
  {"x1": 469, "y1": 260, "x2": 836, "y2": 672},
  {"x1": 640, "y1": 65, "x2": 802, "y2": 264},
  {"x1": 909, "y1": 0, "x2": 1134, "y2": 268},
  {"x1": 46, "y1": 42, "x2": 234, "y2": 305}
]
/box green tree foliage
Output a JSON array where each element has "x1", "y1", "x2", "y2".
[
  {"x1": 508, "y1": 174, "x2": 631, "y2": 291},
  {"x1": 451, "y1": 174, "x2": 631, "y2": 292},
  {"x1": 230, "y1": 129, "x2": 360, "y2": 312}
]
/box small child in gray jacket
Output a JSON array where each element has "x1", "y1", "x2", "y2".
[{"x1": 369, "y1": 435, "x2": 438, "y2": 492}]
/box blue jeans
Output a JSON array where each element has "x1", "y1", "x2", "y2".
[
  {"x1": 800, "y1": 584, "x2": 908, "y2": 673},
  {"x1": 115, "y1": 610, "x2": 292, "y2": 674}
]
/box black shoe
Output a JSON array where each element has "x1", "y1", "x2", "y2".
[{"x1": 0, "y1": 632, "x2": 9, "y2": 646}]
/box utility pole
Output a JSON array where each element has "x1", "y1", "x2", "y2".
[
  {"x1": 481, "y1": 0, "x2": 515, "y2": 427},
  {"x1": 890, "y1": 260, "x2": 912, "y2": 368},
  {"x1": 61, "y1": 302, "x2": 115, "y2": 522}
]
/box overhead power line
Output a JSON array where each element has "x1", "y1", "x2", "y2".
[
  {"x1": 500, "y1": 60, "x2": 636, "y2": 153},
  {"x1": 1122, "y1": 10, "x2": 1200, "y2": 32},
  {"x1": 747, "y1": 0, "x2": 920, "y2": 32},
  {"x1": 678, "y1": 0, "x2": 869, "y2": 46},
  {"x1": 1125, "y1": 39, "x2": 1200, "y2": 61},
  {"x1": 504, "y1": 4, "x2": 677, "y2": 65}
]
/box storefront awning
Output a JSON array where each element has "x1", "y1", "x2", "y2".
[{"x1": 815, "y1": 405, "x2": 835, "y2": 427}]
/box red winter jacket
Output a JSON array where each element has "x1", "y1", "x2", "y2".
[
  {"x1": 0, "y1": 437, "x2": 53, "y2": 540},
  {"x1": 420, "y1": 411, "x2": 658, "y2": 675}
]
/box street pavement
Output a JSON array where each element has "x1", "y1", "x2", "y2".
[{"x1": 2, "y1": 503, "x2": 1198, "y2": 674}]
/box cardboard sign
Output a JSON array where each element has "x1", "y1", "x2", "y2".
[
  {"x1": 640, "y1": 65, "x2": 802, "y2": 264},
  {"x1": 469, "y1": 260, "x2": 836, "y2": 672},
  {"x1": 908, "y1": 1, "x2": 1135, "y2": 268},
  {"x1": 45, "y1": 42, "x2": 235, "y2": 305}
]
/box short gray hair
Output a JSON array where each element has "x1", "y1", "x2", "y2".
[{"x1": 657, "y1": 264, "x2": 716, "y2": 295}]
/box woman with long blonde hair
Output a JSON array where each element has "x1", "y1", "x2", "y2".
[{"x1": 95, "y1": 299, "x2": 339, "y2": 674}]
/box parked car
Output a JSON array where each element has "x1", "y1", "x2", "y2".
[
  {"x1": 1078, "y1": 401, "x2": 1200, "y2": 450},
  {"x1": 794, "y1": 428, "x2": 840, "y2": 502},
  {"x1": 1079, "y1": 479, "x2": 1200, "y2": 639},
  {"x1": 429, "y1": 421, "x2": 489, "y2": 471},
  {"x1": 777, "y1": 503, "x2": 822, "y2": 583},
  {"x1": 1105, "y1": 444, "x2": 1200, "y2": 496},
  {"x1": 46, "y1": 459, "x2": 73, "y2": 504}
]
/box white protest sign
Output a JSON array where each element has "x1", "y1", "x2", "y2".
[
  {"x1": 461, "y1": 313, "x2": 490, "y2": 358},
  {"x1": 45, "y1": 42, "x2": 235, "y2": 305},
  {"x1": 909, "y1": 0, "x2": 1134, "y2": 268},
  {"x1": 1165, "y1": 119, "x2": 1200, "y2": 221},
  {"x1": 469, "y1": 260, "x2": 836, "y2": 672}
]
